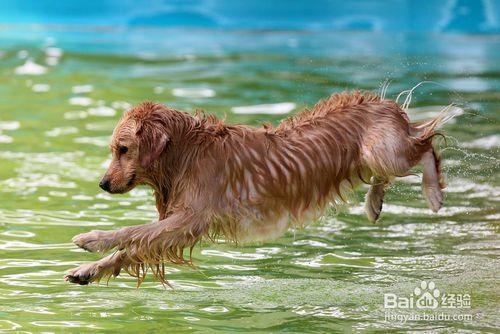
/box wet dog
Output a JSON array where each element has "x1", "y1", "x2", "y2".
[{"x1": 65, "y1": 91, "x2": 446, "y2": 286}]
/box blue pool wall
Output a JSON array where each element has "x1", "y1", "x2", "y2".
[{"x1": 0, "y1": 0, "x2": 498, "y2": 33}]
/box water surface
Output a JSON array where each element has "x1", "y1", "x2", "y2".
[{"x1": 0, "y1": 27, "x2": 498, "y2": 332}]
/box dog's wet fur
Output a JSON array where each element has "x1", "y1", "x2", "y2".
[{"x1": 65, "y1": 91, "x2": 446, "y2": 286}]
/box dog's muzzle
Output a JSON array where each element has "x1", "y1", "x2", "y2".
[{"x1": 99, "y1": 178, "x2": 111, "y2": 192}]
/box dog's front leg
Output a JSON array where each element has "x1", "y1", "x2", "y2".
[
  {"x1": 72, "y1": 210, "x2": 209, "y2": 264},
  {"x1": 64, "y1": 250, "x2": 131, "y2": 285},
  {"x1": 72, "y1": 229, "x2": 120, "y2": 253}
]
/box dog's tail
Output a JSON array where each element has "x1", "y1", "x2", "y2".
[
  {"x1": 409, "y1": 104, "x2": 463, "y2": 139},
  {"x1": 408, "y1": 105, "x2": 462, "y2": 212}
]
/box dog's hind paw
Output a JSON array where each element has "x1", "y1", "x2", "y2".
[
  {"x1": 424, "y1": 186, "x2": 443, "y2": 213},
  {"x1": 72, "y1": 230, "x2": 117, "y2": 253},
  {"x1": 64, "y1": 263, "x2": 102, "y2": 285},
  {"x1": 365, "y1": 180, "x2": 386, "y2": 223}
]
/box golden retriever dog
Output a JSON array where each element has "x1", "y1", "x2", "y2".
[{"x1": 65, "y1": 91, "x2": 447, "y2": 286}]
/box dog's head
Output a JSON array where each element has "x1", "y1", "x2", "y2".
[{"x1": 99, "y1": 102, "x2": 171, "y2": 194}]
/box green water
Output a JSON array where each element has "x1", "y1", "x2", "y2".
[{"x1": 0, "y1": 28, "x2": 499, "y2": 333}]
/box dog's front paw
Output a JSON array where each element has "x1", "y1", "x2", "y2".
[
  {"x1": 72, "y1": 230, "x2": 117, "y2": 252},
  {"x1": 64, "y1": 263, "x2": 102, "y2": 285}
]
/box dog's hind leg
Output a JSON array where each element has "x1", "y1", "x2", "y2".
[
  {"x1": 365, "y1": 176, "x2": 388, "y2": 223},
  {"x1": 421, "y1": 148, "x2": 444, "y2": 212}
]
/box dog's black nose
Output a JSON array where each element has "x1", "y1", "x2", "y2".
[{"x1": 99, "y1": 179, "x2": 110, "y2": 191}]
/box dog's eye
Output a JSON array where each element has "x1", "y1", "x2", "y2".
[{"x1": 119, "y1": 146, "x2": 128, "y2": 155}]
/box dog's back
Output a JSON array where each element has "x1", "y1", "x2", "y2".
[{"x1": 212, "y1": 91, "x2": 445, "y2": 241}]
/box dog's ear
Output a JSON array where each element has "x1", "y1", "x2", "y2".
[{"x1": 136, "y1": 121, "x2": 169, "y2": 168}]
